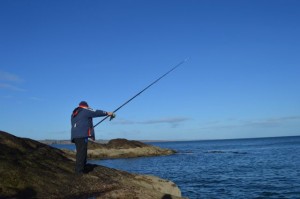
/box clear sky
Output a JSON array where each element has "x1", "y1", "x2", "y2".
[{"x1": 0, "y1": 0, "x2": 299, "y2": 141}]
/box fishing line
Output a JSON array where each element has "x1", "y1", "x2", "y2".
[{"x1": 94, "y1": 58, "x2": 189, "y2": 128}]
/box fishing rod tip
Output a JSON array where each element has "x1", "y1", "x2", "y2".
[{"x1": 184, "y1": 57, "x2": 190, "y2": 62}]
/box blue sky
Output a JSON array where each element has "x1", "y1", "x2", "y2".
[{"x1": 0, "y1": 0, "x2": 299, "y2": 140}]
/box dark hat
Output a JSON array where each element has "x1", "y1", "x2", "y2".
[{"x1": 79, "y1": 101, "x2": 89, "y2": 107}]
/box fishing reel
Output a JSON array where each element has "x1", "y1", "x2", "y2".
[{"x1": 109, "y1": 113, "x2": 116, "y2": 121}]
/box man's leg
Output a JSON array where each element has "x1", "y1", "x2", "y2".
[{"x1": 74, "y1": 138, "x2": 88, "y2": 174}]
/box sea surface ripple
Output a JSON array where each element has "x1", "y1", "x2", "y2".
[{"x1": 60, "y1": 136, "x2": 300, "y2": 198}]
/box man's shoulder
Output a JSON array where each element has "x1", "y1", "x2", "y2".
[{"x1": 82, "y1": 107, "x2": 96, "y2": 112}]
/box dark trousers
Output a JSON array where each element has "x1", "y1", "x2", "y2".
[{"x1": 73, "y1": 137, "x2": 88, "y2": 174}]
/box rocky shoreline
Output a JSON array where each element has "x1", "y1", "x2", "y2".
[
  {"x1": 0, "y1": 131, "x2": 185, "y2": 199},
  {"x1": 61, "y1": 138, "x2": 176, "y2": 160}
]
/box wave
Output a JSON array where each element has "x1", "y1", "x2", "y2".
[{"x1": 205, "y1": 150, "x2": 247, "y2": 154}]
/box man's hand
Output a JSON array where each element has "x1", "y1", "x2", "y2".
[
  {"x1": 107, "y1": 112, "x2": 114, "y2": 116},
  {"x1": 90, "y1": 136, "x2": 95, "y2": 141},
  {"x1": 107, "y1": 112, "x2": 116, "y2": 121}
]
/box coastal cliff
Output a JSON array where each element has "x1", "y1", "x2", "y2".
[{"x1": 0, "y1": 131, "x2": 184, "y2": 199}]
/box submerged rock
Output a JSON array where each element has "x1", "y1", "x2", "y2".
[{"x1": 0, "y1": 131, "x2": 185, "y2": 199}]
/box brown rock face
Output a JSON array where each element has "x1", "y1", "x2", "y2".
[
  {"x1": 106, "y1": 138, "x2": 148, "y2": 149},
  {"x1": 0, "y1": 131, "x2": 184, "y2": 199},
  {"x1": 86, "y1": 139, "x2": 176, "y2": 159}
]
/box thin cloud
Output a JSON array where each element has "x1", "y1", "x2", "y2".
[
  {"x1": 114, "y1": 117, "x2": 190, "y2": 128},
  {"x1": 140, "y1": 117, "x2": 189, "y2": 124},
  {"x1": 0, "y1": 71, "x2": 23, "y2": 82},
  {"x1": 198, "y1": 116, "x2": 300, "y2": 130},
  {"x1": 241, "y1": 116, "x2": 300, "y2": 127},
  {"x1": 112, "y1": 118, "x2": 136, "y2": 125},
  {"x1": 0, "y1": 71, "x2": 25, "y2": 92},
  {"x1": 0, "y1": 83, "x2": 26, "y2": 92}
]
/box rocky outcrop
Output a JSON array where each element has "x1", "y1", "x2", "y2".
[
  {"x1": 0, "y1": 131, "x2": 184, "y2": 199},
  {"x1": 86, "y1": 139, "x2": 176, "y2": 159},
  {"x1": 61, "y1": 139, "x2": 176, "y2": 160}
]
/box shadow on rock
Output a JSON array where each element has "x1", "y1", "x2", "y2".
[
  {"x1": 84, "y1": 163, "x2": 98, "y2": 174},
  {"x1": 5, "y1": 187, "x2": 37, "y2": 199},
  {"x1": 162, "y1": 194, "x2": 172, "y2": 199}
]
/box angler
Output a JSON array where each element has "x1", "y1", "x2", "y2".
[
  {"x1": 71, "y1": 101, "x2": 114, "y2": 174},
  {"x1": 70, "y1": 59, "x2": 188, "y2": 174}
]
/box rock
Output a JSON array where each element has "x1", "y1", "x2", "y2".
[
  {"x1": 106, "y1": 138, "x2": 148, "y2": 149},
  {"x1": 86, "y1": 139, "x2": 176, "y2": 159},
  {"x1": 0, "y1": 131, "x2": 185, "y2": 199},
  {"x1": 60, "y1": 139, "x2": 176, "y2": 160}
]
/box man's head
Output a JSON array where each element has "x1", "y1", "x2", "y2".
[{"x1": 79, "y1": 101, "x2": 89, "y2": 107}]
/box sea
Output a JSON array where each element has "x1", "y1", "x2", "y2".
[{"x1": 53, "y1": 136, "x2": 300, "y2": 199}]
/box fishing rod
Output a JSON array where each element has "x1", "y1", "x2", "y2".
[{"x1": 93, "y1": 58, "x2": 189, "y2": 128}]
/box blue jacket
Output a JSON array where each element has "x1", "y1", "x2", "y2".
[{"x1": 71, "y1": 106, "x2": 108, "y2": 142}]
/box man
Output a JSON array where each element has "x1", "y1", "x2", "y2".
[{"x1": 71, "y1": 101, "x2": 114, "y2": 174}]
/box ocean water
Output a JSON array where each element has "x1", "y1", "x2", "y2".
[{"x1": 55, "y1": 136, "x2": 300, "y2": 198}]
